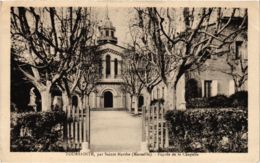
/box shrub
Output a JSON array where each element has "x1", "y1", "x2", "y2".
[
  {"x1": 208, "y1": 95, "x2": 230, "y2": 108},
  {"x1": 186, "y1": 98, "x2": 210, "y2": 108},
  {"x1": 229, "y1": 91, "x2": 248, "y2": 108},
  {"x1": 11, "y1": 111, "x2": 67, "y2": 152},
  {"x1": 164, "y1": 108, "x2": 248, "y2": 152},
  {"x1": 187, "y1": 92, "x2": 248, "y2": 109}
]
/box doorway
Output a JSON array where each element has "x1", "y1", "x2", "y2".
[
  {"x1": 138, "y1": 95, "x2": 144, "y2": 107},
  {"x1": 104, "y1": 91, "x2": 113, "y2": 108}
]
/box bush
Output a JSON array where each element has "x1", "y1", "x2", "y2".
[
  {"x1": 164, "y1": 108, "x2": 248, "y2": 152},
  {"x1": 208, "y1": 95, "x2": 230, "y2": 108},
  {"x1": 229, "y1": 91, "x2": 248, "y2": 108},
  {"x1": 186, "y1": 98, "x2": 210, "y2": 108},
  {"x1": 187, "y1": 91, "x2": 248, "y2": 109},
  {"x1": 11, "y1": 111, "x2": 67, "y2": 152}
]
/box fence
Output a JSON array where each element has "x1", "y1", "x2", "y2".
[
  {"x1": 64, "y1": 105, "x2": 90, "y2": 151},
  {"x1": 142, "y1": 103, "x2": 169, "y2": 151}
]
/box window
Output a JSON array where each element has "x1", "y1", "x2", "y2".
[
  {"x1": 157, "y1": 88, "x2": 160, "y2": 99},
  {"x1": 204, "y1": 80, "x2": 212, "y2": 97},
  {"x1": 114, "y1": 59, "x2": 118, "y2": 76},
  {"x1": 99, "y1": 61, "x2": 102, "y2": 77},
  {"x1": 162, "y1": 87, "x2": 164, "y2": 99},
  {"x1": 235, "y1": 41, "x2": 243, "y2": 59},
  {"x1": 111, "y1": 31, "x2": 114, "y2": 37},
  {"x1": 106, "y1": 55, "x2": 111, "y2": 77},
  {"x1": 106, "y1": 30, "x2": 109, "y2": 37}
]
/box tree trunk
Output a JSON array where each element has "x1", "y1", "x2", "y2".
[
  {"x1": 62, "y1": 91, "x2": 71, "y2": 112},
  {"x1": 87, "y1": 95, "x2": 90, "y2": 107},
  {"x1": 79, "y1": 95, "x2": 84, "y2": 110},
  {"x1": 146, "y1": 90, "x2": 152, "y2": 108},
  {"x1": 40, "y1": 88, "x2": 52, "y2": 111},
  {"x1": 172, "y1": 85, "x2": 177, "y2": 110},
  {"x1": 130, "y1": 95, "x2": 133, "y2": 112},
  {"x1": 133, "y1": 95, "x2": 139, "y2": 115}
]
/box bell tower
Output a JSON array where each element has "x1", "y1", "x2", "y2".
[{"x1": 97, "y1": 7, "x2": 118, "y2": 45}]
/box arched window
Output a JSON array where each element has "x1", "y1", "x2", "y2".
[
  {"x1": 106, "y1": 55, "x2": 111, "y2": 77},
  {"x1": 72, "y1": 96, "x2": 78, "y2": 108},
  {"x1": 114, "y1": 59, "x2": 118, "y2": 76},
  {"x1": 162, "y1": 87, "x2": 165, "y2": 98},
  {"x1": 104, "y1": 91, "x2": 113, "y2": 108}
]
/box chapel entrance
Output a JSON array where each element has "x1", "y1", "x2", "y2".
[{"x1": 104, "y1": 91, "x2": 113, "y2": 108}]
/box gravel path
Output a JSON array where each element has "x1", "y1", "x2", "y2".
[{"x1": 90, "y1": 111, "x2": 142, "y2": 152}]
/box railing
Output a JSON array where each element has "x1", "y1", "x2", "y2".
[
  {"x1": 64, "y1": 105, "x2": 90, "y2": 151},
  {"x1": 142, "y1": 103, "x2": 169, "y2": 151}
]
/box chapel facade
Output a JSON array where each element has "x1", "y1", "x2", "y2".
[{"x1": 87, "y1": 12, "x2": 128, "y2": 110}]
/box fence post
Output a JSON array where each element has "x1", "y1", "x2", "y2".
[
  {"x1": 67, "y1": 105, "x2": 71, "y2": 149},
  {"x1": 141, "y1": 106, "x2": 146, "y2": 142},
  {"x1": 83, "y1": 108, "x2": 86, "y2": 143},
  {"x1": 63, "y1": 105, "x2": 68, "y2": 151},
  {"x1": 151, "y1": 105, "x2": 155, "y2": 150},
  {"x1": 79, "y1": 106, "x2": 82, "y2": 148},
  {"x1": 155, "y1": 103, "x2": 159, "y2": 150},
  {"x1": 75, "y1": 106, "x2": 79, "y2": 149},
  {"x1": 147, "y1": 104, "x2": 151, "y2": 150},
  {"x1": 140, "y1": 106, "x2": 149, "y2": 152},
  {"x1": 164, "y1": 104, "x2": 169, "y2": 148},
  {"x1": 160, "y1": 104, "x2": 164, "y2": 148}
]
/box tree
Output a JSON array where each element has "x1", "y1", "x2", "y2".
[
  {"x1": 130, "y1": 7, "x2": 247, "y2": 110},
  {"x1": 76, "y1": 46, "x2": 100, "y2": 110},
  {"x1": 226, "y1": 52, "x2": 248, "y2": 92},
  {"x1": 220, "y1": 39, "x2": 248, "y2": 92},
  {"x1": 121, "y1": 51, "x2": 144, "y2": 114},
  {"x1": 56, "y1": 8, "x2": 97, "y2": 111},
  {"x1": 11, "y1": 7, "x2": 94, "y2": 111}
]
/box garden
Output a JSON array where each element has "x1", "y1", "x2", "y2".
[
  {"x1": 11, "y1": 111, "x2": 67, "y2": 152},
  {"x1": 163, "y1": 91, "x2": 248, "y2": 152}
]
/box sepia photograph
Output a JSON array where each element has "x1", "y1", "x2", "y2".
[{"x1": 9, "y1": 6, "x2": 250, "y2": 154}]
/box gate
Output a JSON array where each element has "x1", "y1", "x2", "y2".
[
  {"x1": 64, "y1": 105, "x2": 90, "y2": 151},
  {"x1": 142, "y1": 103, "x2": 169, "y2": 151}
]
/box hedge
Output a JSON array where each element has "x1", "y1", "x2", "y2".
[
  {"x1": 186, "y1": 91, "x2": 248, "y2": 109},
  {"x1": 11, "y1": 111, "x2": 67, "y2": 152},
  {"x1": 164, "y1": 108, "x2": 248, "y2": 152}
]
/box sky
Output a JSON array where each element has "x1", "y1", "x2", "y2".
[{"x1": 93, "y1": 7, "x2": 246, "y2": 47}]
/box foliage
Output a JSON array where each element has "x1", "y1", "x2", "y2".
[
  {"x1": 229, "y1": 91, "x2": 248, "y2": 108},
  {"x1": 187, "y1": 91, "x2": 248, "y2": 109},
  {"x1": 11, "y1": 111, "x2": 67, "y2": 152},
  {"x1": 208, "y1": 95, "x2": 230, "y2": 108},
  {"x1": 186, "y1": 97, "x2": 210, "y2": 108},
  {"x1": 164, "y1": 108, "x2": 248, "y2": 152}
]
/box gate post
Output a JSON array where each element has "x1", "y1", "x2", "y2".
[
  {"x1": 140, "y1": 106, "x2": 149, "y2": 152},
  {"x1": 80, "y1": 105, "x2": 91, "y2": 153}
]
